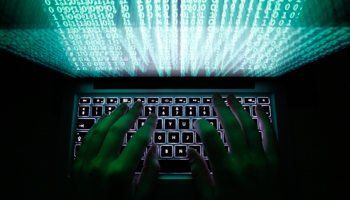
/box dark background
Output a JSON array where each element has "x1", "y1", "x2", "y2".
[{"x1": 3, "y1": 46, "x2": 349, "y2": 200}]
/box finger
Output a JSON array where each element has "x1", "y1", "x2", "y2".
[
  {"x1": 118, "y1": 113, "x2": 157, "y2": 179},
  {"x1": 195, "y1": 119, "x2": 232, "y2": 177},
  {"x1": 72, "y1": 113, "x2": 108, "y2": 165},
  {"x1": 212, "y1": 93, "x2": 248, "y2": 155},
  {"x1": 79, "y1": 103, "x2": 128, "y2": 159},
  {"x1": 256, "y1": 105, "x2": 279, "y2": 160},
  {"x1": 81, "y1": 113, "x2": 109, "y2": 142},
  {"x1": 187, "y1": 148, "x2": 214, "y2": 200},
  {"x1": 97, "y1": 101, "x2": 144, "y2": 160},
  {"x1": 135, "y1": 144, "x2": 160, "y2": 200},
  {"x1": 227, "y1": 94, "x2": 265, "y2": 156}
]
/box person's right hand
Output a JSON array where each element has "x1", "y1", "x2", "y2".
[{"x1": 187, "y1": 94, "x2": 281, "y2": 200}]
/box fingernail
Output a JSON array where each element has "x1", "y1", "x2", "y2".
[
  {"x1": 213, "y1": 93, "x2": 222, "y2": 100},
  {"x1": 148, "y1": 113, "x2": 157, "y2": 119},
  {"x1": 257, "y1": 104, "x2": 262, "y2": 111},
  {"x1": 227, "y1": 94, "x2": 237, "y2": 102},
  {"x1": 187, "y1": 149, "x2": 194, "y2": 163},
  {"x1": 194, "y1": 119, "x2": 201, "y2": 129},
  {"x1": 134, "y1": 101, "x2": 142, "y2": 108},
  {"x1": 118, "y1": 103, "x2": 126, "y2": 109}
]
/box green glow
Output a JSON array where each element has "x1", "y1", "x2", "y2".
[{"x1": 0, "y1": 0, "x2": 349, "y2": 77}]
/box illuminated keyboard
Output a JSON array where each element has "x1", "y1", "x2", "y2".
[{"x1": 74, "y1": 95, "x2": 272, "y2": 174}]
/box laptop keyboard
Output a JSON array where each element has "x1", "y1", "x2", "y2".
[{"x1": 74, "y1": 95, "x2": 272, "y2": 174}]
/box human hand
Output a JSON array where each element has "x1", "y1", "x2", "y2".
[
  {"x1": 188, "y1": 94, "x2": 281, "y2": 200},
  {"x1": 69, "y1": 102, "x2": 160, "y2": 200}
]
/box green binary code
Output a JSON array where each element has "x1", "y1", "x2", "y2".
[{"x1": 0, "y1": 0, "x2": 349, "y2": 77}]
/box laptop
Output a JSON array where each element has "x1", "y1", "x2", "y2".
[{"x1": 1, "y1": 0, "x2": 349, "y2": 199}]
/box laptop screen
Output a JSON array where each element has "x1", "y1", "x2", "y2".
[{"x1": 0, "y1": 0, "x2": 349, "y2": 77}]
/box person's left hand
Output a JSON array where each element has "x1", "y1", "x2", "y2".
[{"x1": 69, "y1": 102, "x2": 160, "y2": 200}]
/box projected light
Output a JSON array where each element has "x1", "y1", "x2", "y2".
[{"x1": 0, "y1": 0, "x2": 349, "y2": 77}]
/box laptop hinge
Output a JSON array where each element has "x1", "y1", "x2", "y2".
[{"x1": 94, "y1": 77, "x2": 255, "y2": 89}]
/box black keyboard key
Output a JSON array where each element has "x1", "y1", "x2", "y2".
[
  {"x1": 179, "y1": 119, "x2": 190, "y2": 130},
  {"x1": 199, "y1": 106, "x2": 210, "y2": 116},
  {"x1": 154, "y1": 132, "x2": 166, "y2": 143},
  {"x1": 235, "y1": 97, "x2": 242, "y2": 103},
  {"x1": 126, "y1": 131, "x2": 135, "y2": 143},
  {"x1": 262, "y1": 105, "x2": 271, "y2": 117},
  {"x1": 172, "y1": 106, "x2": 183, "y2": 116},
  {"x1": 158, "y1": 106, "x2": 170, "y2": 117},
  {"x1": 78, "y1": 106, "x2": 90, "y2": 116},
  {"x1": 91, "y1": 106, "x2": 103, "y2": 117},
  {"x1": 77, "y1": 118, "x2": 95, "y2": 130},
  {"x1": 164, "y1": 119, "x2": 176, "y2": 129},
  {"x1": 76, "y1": 131, "x2": 88, "y2": 143},
  {"x1": 106, "y1": 97, "x2": 118, "y2": 104},
  {"x1": 120, "y1": 97, "x2": 132, "y2": 104},
  {"x1": 175, "y1": 97, "x2": 187, "y2": 104},
  {"x1": 160, "y1": 145, "x2": 173, "y2": 157},
  {"x1": 158, "y1": 160, "x2": 191, "y2": 173},
  {"x1": 207, "y1": 119, "x2": 218, "y2": 129},
  {"x1": 145, "y1": 106, "x2": 156, "y2": 116},
  {"x1": 161, "y1": 97, "x2": 173, "y2": 104},
  {"x1": 134, "y1": 97, "x2": 145, "y2": 103},
  {"x1": 253, "y1": 105, "x2": 271, "y2": 117},
  {"x1": 137, "y1": 119, "x2": 146, "y2": 129},
  {"x1": 104, "y1": 106, "x2": 116, "y2": 115},
  {"x1": 212, "y1": 107, "x2": 217, "y2": 116},
  {"x1": 175, "y1": 145, "x2": 187, "y2": 157},
  {"x1": 244, "y1": 97, "x2": 256, "y2": 104},
  {"x1": 147, "y1": 97, "x2": 159, "y2": 104},
  {"x1": 242, "y1": 105, "x2": 250, "y2": 116},
  {"x1": 93, "y1": 97, "x2": 104, "y2": 104},
  {"x1": 257, "y1": 97, "x2": 270, "y2": 104},
  {"x1": 156, "y1": 119, "x2": 163, "y2": 130},
  {"x1": 185, "y1": 106, "x2": 197, "y2": 116},
  {"x1": 168, "y1": 132, "x2": 180, "y2": 143},
  {"x1": 196, "y1": 133, "x2": 202, "y2": 143},
  {"x1": 203, "y1": 97, "x2": 212, "y2": 104},
  {"x1": 79, "y1": 97, "x2": 91, "y2": 104},
  {"x1": 189, "y1": 97, "x2": 200, "y2": 103},
  {"x1": 182, "y1": 132, "x2": 194, "y2": 143}
]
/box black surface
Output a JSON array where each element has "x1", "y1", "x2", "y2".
[{"x1": 3, "y1": 46, "x2": 349, "y2": 199}]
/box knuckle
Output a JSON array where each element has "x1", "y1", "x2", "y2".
[
  {"x1": 92, "y1": 127, "x2": 104, "y2": 136},
  {"x1": 108, "y1": 124, "x2": 121, "y2": 133}
]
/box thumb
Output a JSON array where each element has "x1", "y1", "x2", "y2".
[
  {"x1": 135, "y1": 144, "x2": 160, "y2": 200},
  {"x1": 187, "y1": 148, "x2": 215, "y2": 200}
]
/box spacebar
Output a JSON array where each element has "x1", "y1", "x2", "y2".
[
  {"x1": 159, "y1": 160, "x2": 191, "y2": 173},
  {"x1": 136, "y1": 160, "x2": 212, "y2": 173},
  {"x1": 135, "y1": 160, "x2": 191, "y2": 173}
]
